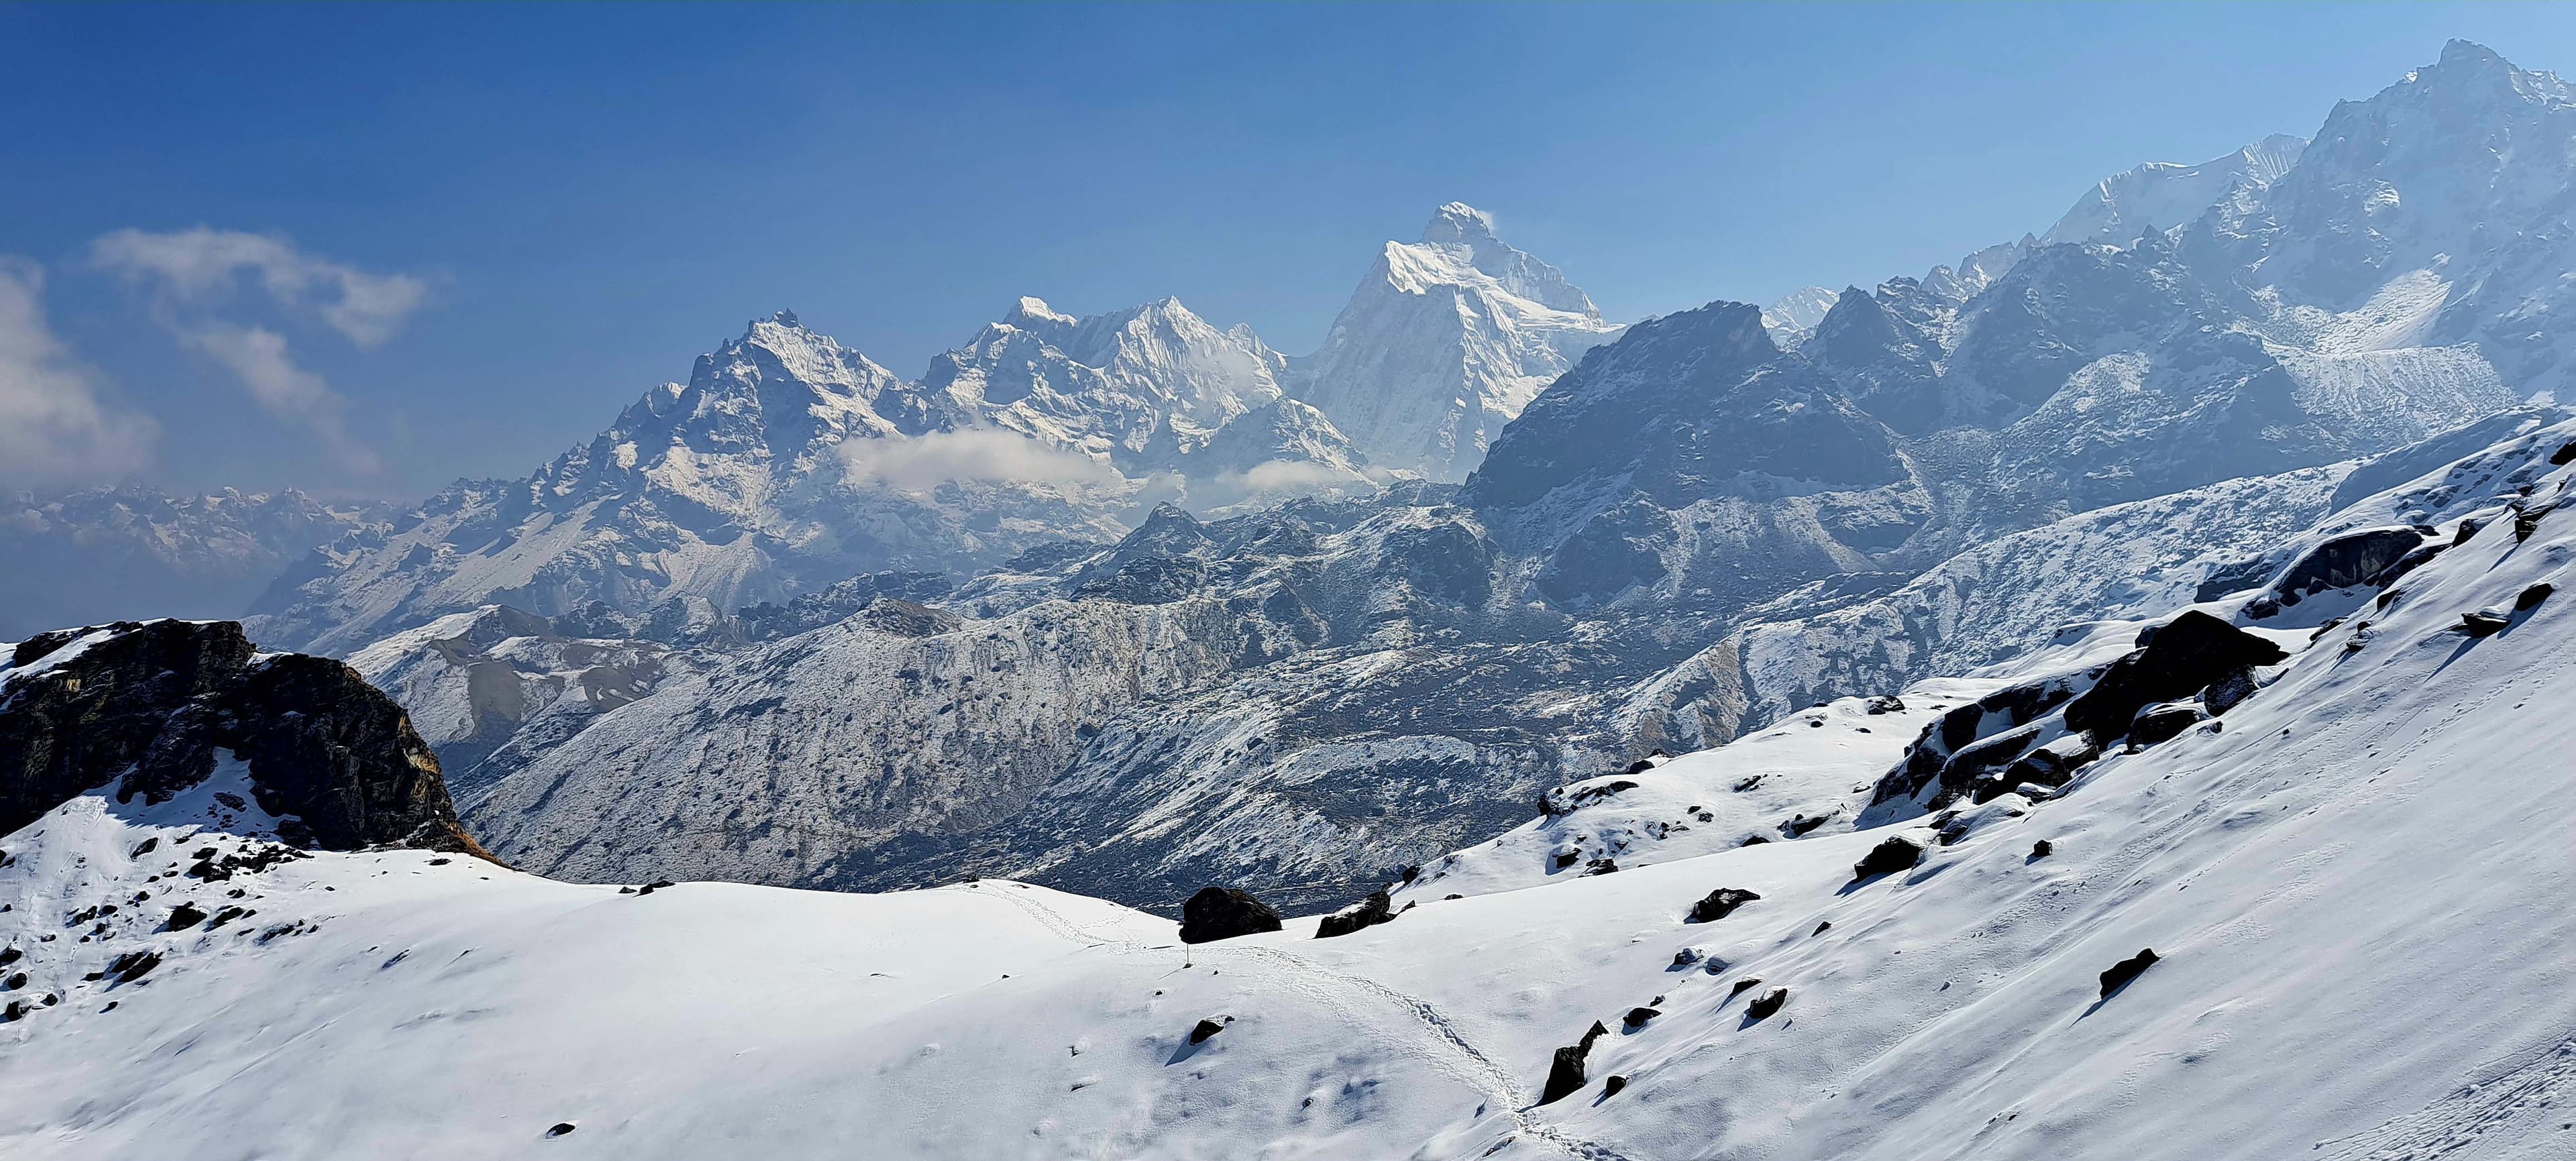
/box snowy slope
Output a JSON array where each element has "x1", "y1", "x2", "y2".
[
  {"x1": 7, "y1": 419, "x2": 2573, "y2": 1160},
  {"x1": 1292, "y1": 204, "x2": 1625, "y2": 482}
]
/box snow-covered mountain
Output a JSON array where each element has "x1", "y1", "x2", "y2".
[
  {"x1": 7, "y1": 412, "x2": 2571, "y2": 1160},
  {"x1": 246, "y1": 304, "x2": 1375, "y2": 655},
  {"x1": 2041, "y1": 133, "x2": 2308, "y2": 245},
  {"x1": 0, "y1": 486, "x2": 386, "y2": 641},
  {"x1": 1291, "y1": 203, "x2": 1626, "y2": 482}
]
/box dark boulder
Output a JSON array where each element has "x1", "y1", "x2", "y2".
[
  {"x1": 1623, "y1": 1006, "x2": 1660, "y2": 1028},
  {"x1": 1601, "y1": 1074, "x2": 1628, "y2": 1099},
  {"x1": 1188, "y1": 1017, "x2": 1227, "y2": 1044},
  {"x1": 1686, "y1": 887, "x2": 1762, "y2": 924},
  {"x1": 2128, "y1": 703, "x2": 2209, "y2": 747},
  {"x1": 1179, "y1": 887, "x2": 1282, "y2": 944},
  {"x1": 2030, "y1": 839, "x2": 2053, "y2": 859},
  {"x1": 1727, "y1": 977, "x2": 1763, "y2": 997},
  {"x1": 1746, "y1": 987, "x2": 1789, "y2": 1020},
  {"x1": 2516, "y1": 583, "x2": 2554, "y2": 611},
  {"x1": 2552, "y1": 439, "x2": 2576, "y2": 465},
  {"x1": 2461, "y1": 611, "x2": 2511, "y2": 637},
  {"x1": 1582, "y1": 858, "x2": 1619, "y2": 876},
  {"x1": 1851, "y1": 835, "x2": 1925, "y2": 882},
  {"x1": 1315, "y1": 889, "x2": 1397, "y2": 939},
  {"x1": 1539, "y1": 1020, "x2": 1611, "y2": 1105},
  {"x1": 2098, "y1": 948, "x2": 2158, "y2": 997},
  {"x1": 545, "y1": 1123, "x2": 577, "y2": 1138},
  {"x1": 2202, "y1": 667, "x2": 2259, "y2": 715},
  {"x1": 166, "y1": 902, "x2": 208, "y2": 931},
  {"x1": 2063, "y1": 611, "x2": 2287, "y2": 741}
]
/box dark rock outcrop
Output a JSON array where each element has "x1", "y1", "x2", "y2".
[
  {"x1": 2460, "y1": 610, "x2": 2511, "y2": 637},
  {"x1": 1315, "y1": 889, "x2": 1397, "y2": 939},
  {"x1": 1746, "y1": 987, "x2": 1789, "y2": 1020},
  {"x1": 2063, "y1": 611, "x2": 2287, "y2": 741},
  {"x1": 1540, "y1": 1019, "x2": 1611, "y2": 1105},
  {"x1": 1623, "y1": 1006, "x2": 1660, "y2": 1028},
  {"x1": 1601, "y1": 1074, "x2": 1628, "y2": 1099},
  {"x1": 1188, "y1": 1017, "x2": 1226, "y2": 1044},
  {"x1": 2030, "y1": 839, "x2": 2053, "y2": 859},
  {"x1": 1179, "y1": 887, "x2": 1283, "y2": 944},
  {"x1": 0, "y1": 620, "x2": 482, "y2": 855},
  {"x1": 2267, "y1": 529, "x2": 2425, "y2": 602},
  {"x1": 1851, "y1": 835, "x2": 1925, "y2": 882},
  {"x1": 1687, "y1": 887, "x2": 1762, "y2": 924},
  {"x1": 2098, "y1": 948, "x2": 2159, "y2": 997},
  {"x1": 2128, "y1": 702, "x2": 2210, "y2": 747}
]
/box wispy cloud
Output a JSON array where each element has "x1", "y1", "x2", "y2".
[
  {"x1": 91, "y1": 227, "x2": 427, "y2": 346},
  {"x1": 0, "y1": 260, "x2": 156, "y2": 488},
  {"x1": 178, "y1": 323, "x2": 379, "y2": 474},
  {"x1": 839, "y1": 429, "x2": 1122, "y2": 492},
  {"x1": 91, "y1": 228, "x2": 426, "y2": 474}
]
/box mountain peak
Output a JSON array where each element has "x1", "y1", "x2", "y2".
[{"x1": 1421, "y1": 201, "x2": 1500, "y2": 246}]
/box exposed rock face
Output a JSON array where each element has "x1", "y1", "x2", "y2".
[
  {"x1": 2268, "y1": 529, "x2": 2426, "y2": 602},
  {"x1": 1178, "y1": 887, "x2": 1282, "y2": 944},
  {"x1": 2063, "y1": 611, "x2": 2288, "y2": 740},
  {"x1": 0, "y1": 620, "x2": 478, "y2": 854}
]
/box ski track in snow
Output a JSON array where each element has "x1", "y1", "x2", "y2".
[
  {"x1": 959, "y1": 880, "x2": 1635, "y2": 1161},
  {"x1": 2316, "y1": 1033, "x2": 2576, "y2": 1160}
]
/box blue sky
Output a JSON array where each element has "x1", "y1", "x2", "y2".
[{"x1": 5, "y1": 1, "x2": 2573, "y2": 498}]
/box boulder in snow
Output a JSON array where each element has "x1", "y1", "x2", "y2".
[
  {"x1": 1179, "y1": 887, "x2": 1282, "y2": 944},
  {"x1": 1315, "y1": 889, "x2": 1396, "y2": 939},
  {"x1": 1746, "y1": 987, "x2": 1789, "y2": 1021},
  {"x1": 1851, "y1": 835, "x2": 1925, "y2": 882},
  {"x1": 1686, "y1": 887, "x2": 1762, "y2": 924},
  {"x1": 2099, "y1": 948, "x2": 2159, "y2": 997},
  {"x1": 1540, "y1": 1019, "x2": 1611, "y2": 1105}
]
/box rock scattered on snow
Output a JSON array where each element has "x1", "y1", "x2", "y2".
[
  {"x1": 2098, "y1": 948, "x2": 2159, "y2": 997},
  {"x1": 1188, "y1": 1017, "x2": 1227, "y2": 1044},
  {"x1": 1315, "y1": 890, "x2": 1396, "y2": 939},
  {"x1": 2030, "y1": 840, "x2": 2054, "y2": 859},
  {"x1": 1179, "y1": 887, "x2": 1282, "y2": 944},
  {"x1": 1746, "y1": 987, "x2": 1789, "y2": 1021},
  {"x1": 2460, "y1": 611, "x2": 2511, "y2": 637},
  {"x1": 1851, "y1": 836, "x2": 1925, "y2": 882},
  {"x1": 1540, "y1": 1019, "x2": 1611, "y2": 1105},
  {"x1": 1601, "y1": 1074, "x2": 1629, "y2": 1098},
  {"x1": 166, "y1": 903, "x2": 207, "y2": 931},
  {"x1": 1686, "y1": 887, "x2": 1762, "y2": 924},
  {"x1": 545, "y1": 1122, "x2": 576, "y2": 1138},
  {"x1": 2516, "y1": 583, "x2": 2553, "y2": 611},
  {"x1": 1623, "y1": 1006, "x2": 1660, "y2": 1028}
]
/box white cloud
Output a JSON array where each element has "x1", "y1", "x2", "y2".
[
  {"x1": 1226, "y1": 458, "x2": 1368, "y2": 494},
  {"x1": 90, "y1": 227, "x2": 425, "y2": 474},
  {"x1": 0, "y1": 260, "x2": 156, "y2": 488},
  {"x1": 840, "y1": 429, "x2": 1122, "y2": 492},
  {"x1": 91, "y1": 227, "x2": 427, "y2": 346},
  {"x1": 178, "y1": 323, "x2": 378, "y2": 474}
]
